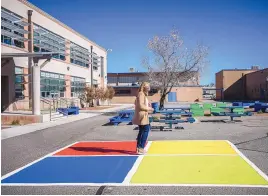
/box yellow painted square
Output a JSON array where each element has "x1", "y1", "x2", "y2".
[
  {"x1": 147, "y1": 140, "x2": 237, "y2": 155},
  {"x1": 130, "y1": 156, "x2": 268, "y2": 185}
]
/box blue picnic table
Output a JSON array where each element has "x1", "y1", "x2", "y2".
[
  {"x1": 158, "y1": 117, "x2": 195, "y2": 129},
  {"x1": 159, "y1": 110, "x2": 192, "y2": 117},
  {"x1": 157, "y1": 109, "x2": 194, "y2": 126},
  {"x1": 109, "y1": 110, "x2": 134, "y2": 125}
]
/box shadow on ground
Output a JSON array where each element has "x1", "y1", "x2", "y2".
[{"x1": 69, "y1": 146, "x2": 136, "y2": 154}]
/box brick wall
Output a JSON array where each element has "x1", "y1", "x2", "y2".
[
  {"x1": 1, "y1": 114, "x2": 42, "y2": 125},
  {"x1": 175, "y1": 87, "x2": 203, "y2": 102},
  {"x1": 216, "y1": 71, "x2": 223, "y2": 100},
  {"x1": 245, "y1": 69, "x2": 268, "y2": 100},
  {"x1": 111, "y1": 87, "x2": 202, "y2": 104}
]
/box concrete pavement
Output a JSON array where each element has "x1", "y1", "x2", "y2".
[
  {"x1": 1, "y1": 104, "x2": 133, "y2": 140},
  {"x1": 1, "y1": 114, "x2": 268, "y2": 194}
]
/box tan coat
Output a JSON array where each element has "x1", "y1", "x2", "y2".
[{"x1": 132, "y1": 92, "x2": 151, "y2": 125}]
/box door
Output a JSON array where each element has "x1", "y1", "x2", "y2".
[
  {"x1": 1, "y1": 76, "x2": 9, "y2": 112},
  {"x1": 168, "y1": 92, "x2": 177, "y2": 102}
]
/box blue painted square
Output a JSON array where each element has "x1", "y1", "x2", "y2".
[{"x1": 2, "y1": 156, "x2": 138, "y2": 183}]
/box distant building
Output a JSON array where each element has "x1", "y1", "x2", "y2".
[
  {"x1": 107, "y1": 72, "x2": 203, "y2": 103},
  {"x1": 215, "y1": 66, "x2": 268, "y2": 101},
  {"x1": 202, "y1": 86, "x2": 216, "y2": 99}
]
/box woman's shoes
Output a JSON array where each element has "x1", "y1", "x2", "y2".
[{"x1": 136, "y1": 148, "x2": 146, "y2": 155}]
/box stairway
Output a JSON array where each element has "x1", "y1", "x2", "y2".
[{"x1": 50, "y1": 112, "x2": 67, "y2": 121}]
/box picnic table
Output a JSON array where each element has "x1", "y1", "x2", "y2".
[
  {"x1": 109, "y1": 110, "x2": 134, "y2": 125},
  {"x1": 162, "y1": 107, "x2": 190, "y2": 111},
  {"x1": 153, "y1": 118, "x2": 195, "y2": 130},
  {"x1": 213, "y1": 106, "x2": 252, "y2": 121},
  {"x1": 219, "y1": 106, "x2": 245, "y2": 113},
  {"x1": 159, "y1": 110, "x2": 192, "y2": 119}
]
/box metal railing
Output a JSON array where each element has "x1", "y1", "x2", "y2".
[
  {"x1": 40, "y1": 97, "x2": 53, "y2": 121},
  {"x1": 6, "y1": 97, "x2": 80, "y2": 121}
]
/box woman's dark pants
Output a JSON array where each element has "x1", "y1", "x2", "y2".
[{"x1": 137, "y1": 124, "x2": 150, "y2": 149}]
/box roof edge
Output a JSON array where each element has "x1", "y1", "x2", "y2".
[{"x1": 18, "y1": 0, "x2": 107, "y2": 52}]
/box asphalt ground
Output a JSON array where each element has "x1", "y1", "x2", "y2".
[{"x1": 1, "y1": 114, "x2": 268, "y2": 195}]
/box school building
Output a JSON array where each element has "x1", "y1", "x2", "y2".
[
  {"x1": 107, "y1": 72, "x2": 203, "y2": 103},
  {"x1": 1, "y1": 0, "x2": 108, "y2": 113},
  {"x1": 215, "y1": 66, "x2": 268, "y2": 101}
]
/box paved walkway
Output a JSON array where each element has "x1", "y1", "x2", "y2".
[{"x1": 1, "y1": 104, "x2": 133, "y2": 140}]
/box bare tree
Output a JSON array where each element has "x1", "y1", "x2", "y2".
[
  {"x1": 104, "y1": 88, "x2": 110, "y2": 101},
  {"x1": 79, "y1": 86, "x2": 96, "y2": 107},
  {"x1": 143, "y1": 28, "x2": 209, "y2": 109},
  {"x1": 209, "y1": 82, "x2": 215, "y2": 87},
  {"x1": 95, "y1": 87, "x2": 105, "y2": 100},
  {"x1": 107, "y1": 86, "x2": 115, "y2": 105}
]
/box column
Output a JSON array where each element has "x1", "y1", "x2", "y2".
[
  {"x1": 28, "y1": 10, "x2": 33, "y2": 109},
  {"x1": 32, "y1": 63, "x2": 40, "y2": 115}
]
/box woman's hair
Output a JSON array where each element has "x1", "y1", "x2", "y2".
[{"x1": 138, "y1": 82, "x2": 150, "y2": 96}]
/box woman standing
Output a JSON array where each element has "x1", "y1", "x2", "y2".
[{"x1": 132, "y1": 82, "x2": 154, "y2": 154}]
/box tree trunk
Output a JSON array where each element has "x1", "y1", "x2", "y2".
[{"x1": 159, "y1": 94, "x2": 166, "y2": 110}]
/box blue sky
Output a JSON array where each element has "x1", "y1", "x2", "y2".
[{"x1": 29, "y1": 0, "x2": 268, "y2": 85}]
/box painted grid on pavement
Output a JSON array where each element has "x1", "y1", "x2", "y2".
[{"x1": 1, "y1": 140, "x2": 268, "y2": 187}]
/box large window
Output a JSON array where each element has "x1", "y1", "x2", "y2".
[
  {"x1": 149, "y1": 89, "x2": 158, "y2": 95},
  {"x1": 115, "y1": 89, "x2": 131, "y2": 95},
  {"x1": 70, "y1": 42, "x2": 90, "y2": 68},
  {"x1": 107, "y1": 77, "x2": 117, "y2": 84},
  {"x1": 92, "y1": 52, "x2": 100, "y2": 71},
  {"x1": 118, "y1": 76, "x2": 141, "y2": 84},
  {"x1": 15, "y1": 67, "x2": 24, "y2": 99},
  {"x1": 40, "y1": 71, "x2": 66, "y2": 98},
  {"x1": 1, "y1": 8, "x2": 28, "y2": 49},
  {"x1": 33, "y1": 24, "x2": 66, "y2": 61},
  {"x1": 71, "y1": 76, "x2": 86, "y2": 97}
]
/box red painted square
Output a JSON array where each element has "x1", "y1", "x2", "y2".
[{"x1": 54, "y1": 141, "x2": 146, "y2": 156}]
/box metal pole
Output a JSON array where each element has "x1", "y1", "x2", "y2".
[
  {"x1": 90, "y1": 46, "x2": 93, "y2": 88},
  {"x1": 28, "y1": 10, "x2": 33, "y2": 109},
  {"x1": 32, "y1": 60, "x2": 41, "y2": 115},
  {"x1": 266, "y1": 77, "x2": 268, "y2": 102}
]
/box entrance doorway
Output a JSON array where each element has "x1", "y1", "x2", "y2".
[{"x1": 1, "y1": 76, "x2": 9, "y2": 112}]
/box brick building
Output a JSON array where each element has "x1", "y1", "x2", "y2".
[
  {"x1": 107, "y1": 72, "x2": 203, "y2": 103},
  {"x1": 215, "y1": 66, "x2": 268, "y2": 101}
]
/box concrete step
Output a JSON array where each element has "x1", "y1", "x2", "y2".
[
  {"x1": 50, "y1": 112, "x2": 67, "y2": 121},
  {"x1": 51, "y1": 116, "x2": 68, "y2": 121},
  {"x1": 51, "y1": 112, "x2": 64, "y2": 117}
]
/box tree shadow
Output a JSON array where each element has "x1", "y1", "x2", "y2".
[
  {"x1": 102, "y1": 122, "x2": 133, "y2": 126},
  {"x1": 224, "y1": 119, "x2": 242, "y2": 123},
  {"x1": 200, "y1": 119, "x2": 227, "y2": 123},
  {"x1": 102, "y1": 122, "x2": 113, "y2": 126},
  {"x1": 234, "y1": 134, "x2": 268, "y2": 145},
  {"x1": 237, "y1": 147, "x2": 268, "y2": 154}
]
